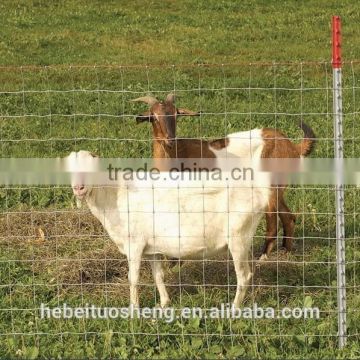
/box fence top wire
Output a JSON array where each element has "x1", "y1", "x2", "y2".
[{"x1": 0, "y1": 60, "x2": 359, "y2": 71}]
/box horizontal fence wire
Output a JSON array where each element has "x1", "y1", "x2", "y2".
[{"x1": 0, "y1": 61, "x2": 359, "y2": 357}]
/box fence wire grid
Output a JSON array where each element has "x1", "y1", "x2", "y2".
[{"x1": 0, "y1": 62, "x2": 359, "y2": 358}]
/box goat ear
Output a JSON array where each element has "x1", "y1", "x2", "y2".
[
  {"x1": 136, "y1": 111, "x2": 155, "y2": 124},
  {"x1": 177, "y1": 108, "x2": 200, "y2": 117},
  {"x1": 166, "y1": 93, "x2": 176, "y2": 104},
  {"x1": 131, "y1": 96, "x2": 158, "y2": 106}
]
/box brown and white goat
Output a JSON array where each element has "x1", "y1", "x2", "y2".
[{"x1": 132, "y1": 94, "x2": 316, "y2": 259}]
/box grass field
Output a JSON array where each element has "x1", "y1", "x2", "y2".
[{"x1": 0, "y1": 1, "x2": 360, "y2": 359}]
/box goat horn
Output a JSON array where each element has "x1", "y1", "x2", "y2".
[
  {"x1": 165, "y1": 93, "x2": 176, "y2": 104},
  {"x1": 131, "y1": 96, "x2": 159, "y2": 106}
]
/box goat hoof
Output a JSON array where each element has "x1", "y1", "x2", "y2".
[
  {"x1": 156, "y1": 300, "x2": 170, "y2": 309},
  {"x1": 258, "y1": 253, "x2": 268, "y2": 262},
  {"x1": 279, "y1": 247, "x2": 291, "y2": 256},
  {"x1": 129, "y1": 303, "x2": 140, "y2": 311}
]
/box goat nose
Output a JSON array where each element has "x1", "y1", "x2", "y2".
[{"x1": 74, "y1": 185, "x2": 85, "y2": 191}]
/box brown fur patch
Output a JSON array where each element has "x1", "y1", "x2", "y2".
[
  {"x1": 261, "y1": 129, "x2": 301, "y2": 159},
  {"x1": 261, "y1": 124, "x2": 316, "y2": 159},
  {"x1": 209, "y1": 137, "x2": 229, "y2": 150},
  {"x1": 260, "y1": 128, "x2": 299, "y2": 256},
  {"x1": 153, "y1": 139, "x2": 217, "y2": 159},
  {"x1": 260, "y1": 123, "x2": 315, "y2": 257}
]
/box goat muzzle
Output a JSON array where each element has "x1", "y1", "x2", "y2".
[{"x1": 72, "y1": 184, "x2": 87, "y2": 198}]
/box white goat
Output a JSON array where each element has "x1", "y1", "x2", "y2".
[{"x1": 67, "y1": 136, "x2": 271, "y2": 307}]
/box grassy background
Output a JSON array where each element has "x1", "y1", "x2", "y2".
[
  {"x1": 0, "y1": 0, "x2": 359, "y2": 65},
  {"x1": 0, "y1": 0, "x2": 360, "y2": 359}
]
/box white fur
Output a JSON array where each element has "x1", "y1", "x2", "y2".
[
  {"x1": 68, "y1": 130, "x2": 270, "y2": 308},
  {"x1": 210, "y1": 129, "x2": 263, "y2": 158}
]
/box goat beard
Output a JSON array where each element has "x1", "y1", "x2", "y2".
[{"x1": 160, "y1": 141, "x2": 171, "y2": 158}]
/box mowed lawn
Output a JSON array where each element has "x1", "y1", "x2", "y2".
[{"x1": 0, "y1": 1, "x2": 360, "y2": 359}]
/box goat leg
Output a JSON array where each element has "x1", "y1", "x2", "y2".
[
  {"x1": 260, "y1": 208, "x2": 278, "y2": 260},
  {"x1": 278, "y1": 199, "x2": 296, "y2": 252},
  {"x1": 149, "y1": 255, "x2": 170, "y2": 308}
]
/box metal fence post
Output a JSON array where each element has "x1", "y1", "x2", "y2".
[{"x1": 332, "y1": 15, "x2": 347, "y2": 349}]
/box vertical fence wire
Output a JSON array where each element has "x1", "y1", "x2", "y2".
[{"x1": 0, "y1": 61, "x2": 358, "y2": 356}]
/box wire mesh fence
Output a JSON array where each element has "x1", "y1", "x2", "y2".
[{"x1": 0, "y1": 62, "x2": 359, "y2": 358}]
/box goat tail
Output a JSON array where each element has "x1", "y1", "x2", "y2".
[{"x1": 296, "y1": 121, "x2": 316, "y2": 156}]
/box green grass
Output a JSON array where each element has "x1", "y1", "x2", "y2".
[
  {"x1": 0, "y1": 0, "x2": 360, "y2": 65},
  {"x1": 0, "y1": 0, "x2": 360, "y2": 359}
]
